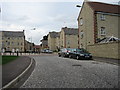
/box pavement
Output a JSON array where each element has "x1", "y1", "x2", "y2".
[
  {"x1": 93, "y1": 56, "x2": 120, "y2": 66},
  {"x1": 2, "y1": 56, "x2": 35, "y2": 89}
]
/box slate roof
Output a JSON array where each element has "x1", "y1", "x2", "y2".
[
  {"x1": 1, "y1": 31, "x2": 24, "y2": 37},
  {"x1": 62, "y1": 27, "x2": 78, "y2": 35},
  {"x1": 49, "y1": 32, "x2": 60, "y2": 38},
  {"x1": 87, "y1": 2, "x2": 120, "y2": 14}
]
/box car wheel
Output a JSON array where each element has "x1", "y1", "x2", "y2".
[
  {"x1": 76, "y1": 56, "x2": 79, "y2": 60},
  {"x1": 63, "y1": 54, "x2": 66, "y2": 57},
  {"x1": 69, "y1": 55, "x2": 72, "y2": 58}
]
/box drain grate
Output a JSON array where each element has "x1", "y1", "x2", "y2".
[{"x1": 72, "y1": 64, "x2": 82, "y2": 67}]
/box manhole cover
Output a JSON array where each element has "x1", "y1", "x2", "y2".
[
  {"x1": 72, "y1": 64, "x2": 82, "y2": 67},
  {"x1": 92, "y1": 62, "x2": 99, "y2": 64}
]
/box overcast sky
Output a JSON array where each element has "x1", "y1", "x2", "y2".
[{"x1": 0, "y1": 0, "x2": 119, "y2": 45}]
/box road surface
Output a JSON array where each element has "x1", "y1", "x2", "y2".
[{"x1": 21, "y1": 55, "x2": 119, "y2": 88}]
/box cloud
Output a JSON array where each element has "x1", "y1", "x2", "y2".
[
  {"x1": 25, "y1": 28, "x2": 50, "y2": 45},
  {"x1": 1, "y1": 0, "x2": 119, "y2": 45},
  {"x1": 0, "y1": 0, "x2": 83, "y2": 2}
]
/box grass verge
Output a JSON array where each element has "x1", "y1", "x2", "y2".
[{"x1": 1, "y1": 56, "x2": 19, "y2": 65}]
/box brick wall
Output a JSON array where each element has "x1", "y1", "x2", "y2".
[{"x1": 87, "y1": 42, "x2": 120, "y2": 59}]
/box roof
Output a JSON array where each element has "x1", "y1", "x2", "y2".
[
  {"x1": 1, "y1": 31, "x2": 24, "y2": 37},
  {"x1": 62, "y1": 27, "x2": 78, "y2": 35},
  {"x1": 33, "y1": 45, "x2": 41, "y2": 48},
  {"x1": 98, "y1": 36, "x2": 120, "y2": 43},
  {"x1": 87, "y1": 2, "x2": 120, "y2": 14},
  {"x1": 49, "y1": 32, "x2": 60, "y2": 38}
]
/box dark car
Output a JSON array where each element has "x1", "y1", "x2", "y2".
[
  {"x1": 58, "y1": 48, "x2": 72, "y2": 57},
  {"x1": 69, "y1": 48, "x2": 92, "y2": 60}
]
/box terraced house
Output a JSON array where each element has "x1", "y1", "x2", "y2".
[
  {"x1": 48, "y1": 31, "x2": 60, "y2": 51},
  {"x1": 40, "y1": 35, "x2": 48, "y2": 50},
  {"x1": 78, "y1": 1, "x2": 120, "y2": 59},
  {"x1": 0, "y1": 30, "x2": 25, "y2": 52},
  {"x1": 78, "y1": 1, "x2": 120, "y2": 49},
  {"x1": 60, "y1": 27, "x2": 78, "y2": 49}
]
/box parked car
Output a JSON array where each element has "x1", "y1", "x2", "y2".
[
  {"x1": 58, "y1": 48, "x2": 72, "y2": 57},
  {"x1": 69, "y1": 48, "x2": 92, "y2": 60},
  {"x1": 45, "y1": 49, "x2": 53, "y2": 53},
  {"x1": 41, "y1": 49, "x2": 53, "y2": 53}
]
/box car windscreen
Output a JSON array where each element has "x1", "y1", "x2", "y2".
[{"x1": 77, "y1": 49, "x2": 88, "y2": 53}]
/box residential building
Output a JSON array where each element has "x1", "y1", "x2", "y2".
[
  {"x1": 48, "y1": 31, "x2": 60, "y2": 51},
  {"x1": 33, "y1": 45, "x2": 41, "y2": 53},
  {"x1": 78, "y1": 1, "x2": 120, "y2": 49},
  {"x1": 25, "y1": 40, "x2": 34, "y2": 52},
  {"x1": 55, "y1": 33, "x2": 60, "y2": 51},
  {"x1": 0, "y1": 30, "x2": 25, "y2": 52},
  {"x1": 40, "y1": 35, "x2": 48, "y2": 49},
  {"x1": 77, "y1": 1, "x2": 120, "y2": 59},
  {"x1": 60, "y1": 27, "x2": 78, "y2": 49}
]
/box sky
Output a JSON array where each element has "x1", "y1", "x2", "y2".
[{"x1": 0, "y1": 0, "x2": 119, "y2": 45}]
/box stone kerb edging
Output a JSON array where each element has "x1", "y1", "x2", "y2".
[{"x1": 1, "y1": 57, "x2": 35, "y2": 89}]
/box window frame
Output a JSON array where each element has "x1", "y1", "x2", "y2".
[
  {"x1": 80, "y1": 31, "x2": 84, "y2": 39},
  {"x1": 100, "y1": 27, "x2": 106, "y2": 35},
  {"x1": 100, "y1": 14, "x2": 105, "y2": 21},
  {"x1": 80, "y1": 18, "x2": 83, "y2": 25}
]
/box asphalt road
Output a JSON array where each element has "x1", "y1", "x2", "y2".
[{"x1": 21, "y1": 55, "x2": 119, "y2": 88}]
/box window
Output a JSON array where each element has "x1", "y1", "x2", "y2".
[
  {"x1": 12, "y1": 42, "x2": 14, "y2": 45},
  {"x1": 80, "y1": 31, "x2": 84, "y2": 39},
  {"x1": 18, "y1": 42, "x2": 19, "y2": 45},
  {"x1": 100, "y1": 27, "x2": 106, "y2": 35},
  {"x1": 2, "y1": 42, "x2": 4, "y2": 46},
  {"x1": 100, "y1": 14, "x2": 105, "y2": 20},
  {"x1": 7, "y1": 47, "x2": 10, "y2": 51},
  {"x1": 7, "y1": 42, "x2": 10, "y2": 45},
  {"x1": 80, "y1": 18, "x2": 83, "y2": 25}
]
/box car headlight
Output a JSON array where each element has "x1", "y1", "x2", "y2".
[
  {"x1": 67, "y1": 53, "x2": 69, "y2": 54},
  {"x1": 80, "y1": 54, "x2": 84, "y2": 56}
]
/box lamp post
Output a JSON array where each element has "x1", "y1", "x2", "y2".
[
  {"x1": 24, "y1": 28, "x2": 36, "y2": 53},
  {"x1": 76, "y1": 5, "x2": 82, "y2": 48},
  {"x1": 76, "y1": 5, "x2": 81, "y2": 8}
]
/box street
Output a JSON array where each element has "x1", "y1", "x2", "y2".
[{"x1": 21, "y1": 55, "x2": 119, "y2": 88}]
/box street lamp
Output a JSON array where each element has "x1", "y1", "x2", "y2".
[
  {"x1": 76, "y1": 4, "x2": 82, "y2": 49},
  {"x1": 24, "y1": 28, "x2": 37, "y2": 52},
  {"x1": 76, "y1": 5, "x2": 81, "y2": 7}
]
